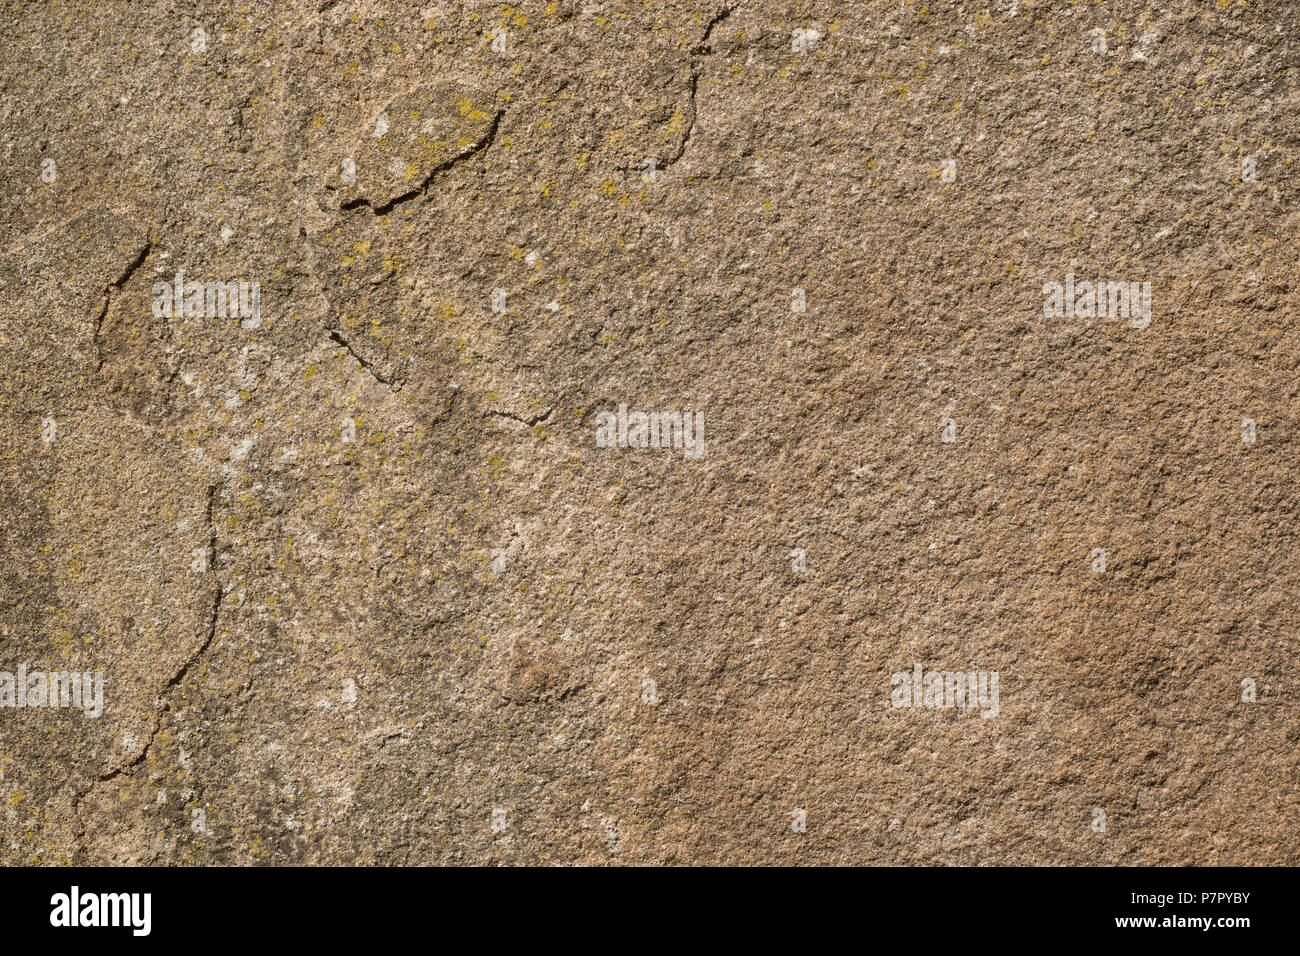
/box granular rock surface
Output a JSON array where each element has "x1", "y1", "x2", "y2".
[{"x1": 1, "y1": 0, "x2": 1298, "y2": 865}]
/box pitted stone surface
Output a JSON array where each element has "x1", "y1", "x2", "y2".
[{"x1": 1, "y1": 1, "x2": 1298, "y2": 865}]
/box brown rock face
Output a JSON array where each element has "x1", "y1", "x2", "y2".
[{"x1": 1, "y1": 1, "x2": 1297, "y2": 865}]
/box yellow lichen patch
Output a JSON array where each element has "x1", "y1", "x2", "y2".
[{"x1": 456, "y1": 97, "x2": 492, "y2": 123}]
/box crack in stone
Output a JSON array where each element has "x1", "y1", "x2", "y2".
[
  {"x1": 661, "y1": 5, "x2": 735, "y2": 170},
  {"x1": 487, "y1": 406, "x2": 553, "y2": 428},
  {"x1": 328, "y1": 329, "x2": 399, "y2": 391},
  {"x1": 340, "y1": 109, "x2": 504, "y2": 216},
  {"x1": 71, "y1": 483, "x2": 224, "y2": 857},
  {"x1": 698, "y1": 6, "x2": 736, "y2": 49},
  {"x1": 92, "y1": 239, "x2": 154, "y2": 372}
]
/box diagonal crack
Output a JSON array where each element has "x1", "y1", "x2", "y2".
[
  {"x1": 109, "y1": 486, "x2": 222, "y2": 776},
  {"x1": 695, "y1": 3, "x2": 737, "y2": 52},
  {"x1": 92, "y1": 239, "x2": 153, "y2": 372},
  {"x1": 72, "y1": 483, "x2": 225, "y2": 855},
  {"x1": 90, "y1": 579, "x2": 220, "y2": 785},
  {"x1": 341, "y1": 109, "x2": 504, "y2": 216},
  {"x1": 160, "y1": 576, "x2": 223, "y2": 704},
  {"x1": 328, "y1": 329, "x2": 400, "y2": 391}
]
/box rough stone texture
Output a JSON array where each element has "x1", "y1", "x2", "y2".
[{"x1": 1, "y1": 0, "x2": 1298, "y2": 865}]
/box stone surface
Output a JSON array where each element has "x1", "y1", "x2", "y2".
[{"x1": 1, "y1": 0, "x2": 1298, "y2": 865}]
